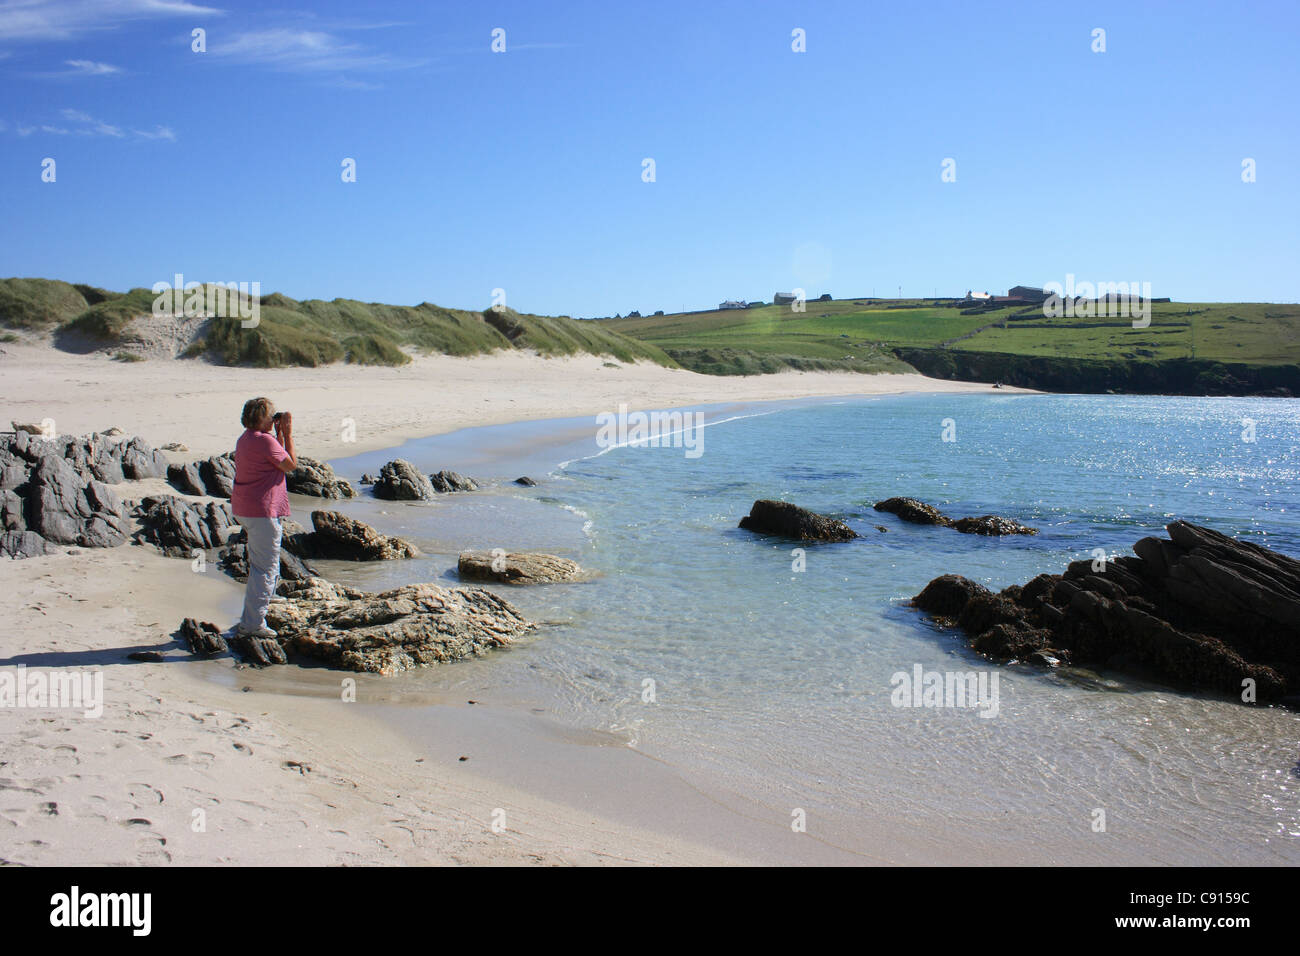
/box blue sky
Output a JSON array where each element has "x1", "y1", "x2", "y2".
[{"x1": 1, "y1": 0, "x2": 1296, "y2": 316}]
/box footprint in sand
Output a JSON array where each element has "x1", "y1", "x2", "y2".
[
  {"x1": 163, "y1": 752, "x2": 215, "y2": 769},
  {"x1": 127, "y1": 782, "x2": 164, "y2": 805},
  {"x1": 281, "y1": 760, "x2": 311, "y2": 774},
  {"x1": 232, "y1": 742, "x2": 252, "y2": 755}
]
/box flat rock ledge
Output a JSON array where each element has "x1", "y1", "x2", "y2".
[
  {"x1": 264, "y1": 577, "x2": 534, "y2": 673},
  {"x1": 911, "y1": 520, "x2": 1300, "y2": 705},
  {"x1": 738, "y1": 499, "x2": 858, "y2": 542},
  {"x1": 458, "y1": 550, "x2": 583, "y2": 584},
  {"x1": 874, "y1": 497, "x2": 1038, "y2": 536}
]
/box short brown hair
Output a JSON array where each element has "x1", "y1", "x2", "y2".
[{"x1": 241, "y1": 397, "x2": 275, "y2": 429}]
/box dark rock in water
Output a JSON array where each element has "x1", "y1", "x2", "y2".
[
  {"x1": 875, "y1": 497, "x2": 1038, "y2": 535},
  {"x1": 911, "y1": 520, "x2": 1300, "y2": 705},
  {"x1": 263, "y1": 577, "x2": 535, "y2": 674},
  {"x1": 228, "y1": 633, "x2": 287, "y2": 666},
  {"x1": 166, "y1": 461, "x2": 206, "y2": 497},
  {"x1": 289, "y1": 510, "x2": 418, "y2": 561},
  {"x1": 177, "y1": 618, "x2": 228, "y2": 656},
  {"x1": 372, "y1": 459, "x2": 435, "y2": 500},
  {"x1": 25, "y1": 456, "x2": 129, "y2": 547},
  {"x1": 874, "y1": 497, "x2": 952, "y2": 526},
  {"x1": 359, "y1": 473, "x2": 376, "y2": 485},
  {"x1": 287, "y1": 457, "x2": 356, "y2": 499},
  {"x1": 1, "y1": 530, "x2": 57, "y2": 559},
  {"x1": 132, "y1": 495, "x2": 236, "y2": 557},
  {"x1": 914, "y1": 574, "x2": 992, "y2": 618},
  {"x1": 429, "y1": 470, "x2": 479, "y2": 493},
  {"x1": 738, "y1": 499, "x2": 858, "y2": 542},
  {"x1": 951, "y1": 515, "x2": 1039, "y2": 536},
  {"x1": 197, "y1": 454, "x2": 236, "y2": 498},
  {"x1": 458, "y1": 550, "x2": 581, "y2": 584},
  {"x1": 514, "y1": 476, "x2": 538, "y2": 486}
]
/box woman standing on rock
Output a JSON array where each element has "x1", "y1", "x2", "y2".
[{"x1": 231, "y1": 397, "x2": 296, "y2": 639}]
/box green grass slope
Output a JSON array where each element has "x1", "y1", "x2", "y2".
[
  {"x1": 597, "y1": 297, "x2": 1300, "y2": 389},
  {"x1": 2, "y1": 278, "x2": 676, "y2": 370}
]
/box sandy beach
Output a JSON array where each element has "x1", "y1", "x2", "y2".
[{"x1": 0, "y1": 342, "x2": 1028, "y2": 866}]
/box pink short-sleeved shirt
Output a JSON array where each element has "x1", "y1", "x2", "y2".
[{"x1": 232, "y1": 428, "x2": 291, "y2": 518}]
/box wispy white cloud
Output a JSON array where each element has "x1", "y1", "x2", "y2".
[
  {"x1": 0, "y1": 0, "x2": 222, "y2": 42},
  {"x1": 211, "y1": 26, "x2": 425, "y2": 75},
  {"x1": 2, "y1": 109, "x2": 174, "y2": 140},
  {"x1": 132, "y1": 124, "x2": 174, "y2": 140},
  {"x1": 61, "y1": 107, "x2": 123, "y2": 135},
  {"x1": 64, "y1": 58, "x2": 120, "y2": 75}
]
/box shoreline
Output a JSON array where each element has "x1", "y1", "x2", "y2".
[{"x1": 0, "y1": 344, "x2": 1042, "y2": 865}]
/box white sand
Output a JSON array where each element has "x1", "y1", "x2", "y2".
[
  {"x1": 0, "y1": 342, "x2": 1024, "y2": 462},
  {"x1": 0, "y1": 343, "x2": 1030, "y2": 865}
]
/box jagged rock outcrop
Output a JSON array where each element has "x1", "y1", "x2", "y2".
[
  {"x1": 287, "y1": 510, "x2": 418, "y2": 561},
  {"x1": 738, "y1": 499, "x2": 858, "y2": 542},
  {"x1": 25, "y1": 455, "x2": 129, "y2": 547},
  {"x1": 429, "y1": 470, "x2": 479, "y2": 493},
  {"x1": 458, "y1": 550, "x2": 582, "y2": 584},
  {"x1": 259, "y1": 577, "x2": 535, "y2": 674},
  {"x1": 2, "y1": 530, "x2": 57, "y2": 558},
  {"x1": 372, "y1": 459, "x2": 435, "y2": 500},
  {"x1": 874, "y1": 497, "x2": 1037, "y2": 536},
  {"x1": 131, "y1": 495, "x2": 236, "y2": 557},
  {"x1": 196, "y1": 454, "x2": 236, "y2": 498},
  {"x1": 911, "y1": 521, "x2": 1300, "y2": 704},
  {"x1": 287, "y1": 457, "x2": 356, "y2": 499},
  {"x1": 166, "y1": 461, "x2": 206, "y2": 496}
]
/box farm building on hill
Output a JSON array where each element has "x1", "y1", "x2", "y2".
[
  {"x1": 773, "y1": 292, "x2": 800, "y2": 305},
  {"x1": 1008, "y1": 285, "x2": 1050, "y2": 303},
  {"x1": 719, "y1": 300, "x2": 747, "y2": 310}
]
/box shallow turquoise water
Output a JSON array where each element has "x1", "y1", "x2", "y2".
[{"x1": 326, "y1": 393, "x2": 1300, "y2": 863}]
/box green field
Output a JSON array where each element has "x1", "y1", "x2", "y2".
[{"x1": 597, "y1": 298, "x2": 1300, "y2": 375}]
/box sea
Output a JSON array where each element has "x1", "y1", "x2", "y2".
[{"x1": 312, "y1": 392, "x2": 1300, "y2": 864}]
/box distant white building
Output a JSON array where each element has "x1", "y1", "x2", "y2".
[
  {"x1": 966, "y1": 290, "x2": 992, "y2": 300},
  {"x1": 719, "y1": 300, "x2": 747, "y2": 310}
]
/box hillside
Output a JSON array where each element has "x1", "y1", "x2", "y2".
[
  {"x1": 0, "y1": 278, "x2": 677, "y2": 370},
  {"x1": 596, "y1": 297, "x2": 1300, "y2": 394}
]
